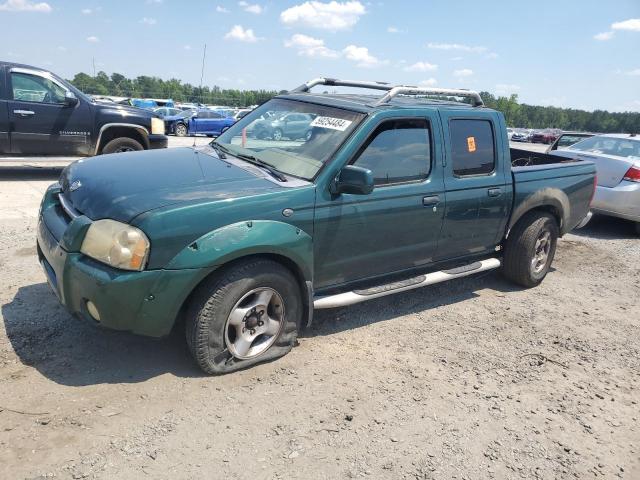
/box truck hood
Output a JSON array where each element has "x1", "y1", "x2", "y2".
[{"x1": 60, "y1": 147, "x2": 283, "y2": 222}]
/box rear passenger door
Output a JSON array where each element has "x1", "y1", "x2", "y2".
[{"x1": 436, "y1": 111, "x2": 510, "y2": 260}]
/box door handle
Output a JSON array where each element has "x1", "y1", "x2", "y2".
[
  {"x1": 488, "y1": 188, "x2": 502, "y2": 197},
  {"x1": 13, "y1": 109, "x2": 35, "y2": 117},
  {"x1": 422, "y1": 195, "x2": 440, "y2": 206}
]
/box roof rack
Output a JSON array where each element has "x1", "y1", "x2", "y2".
[{"x1": 291, "y1": 77, "x2": 484, "y2": 107}]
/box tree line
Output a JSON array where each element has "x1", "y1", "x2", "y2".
[
  {"x1": 479, "y1": 92, "x2": 639, "y2": 133},
  {"x1": 69, "y1": 71, "x2": 640, "y2": 133},
  {"x1": 69, "y1": 71, "x2": 281, "y2": 108}
]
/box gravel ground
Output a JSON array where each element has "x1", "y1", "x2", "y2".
[{"x1": 0, "y1": 148, "x2": 638, "y2": 479}]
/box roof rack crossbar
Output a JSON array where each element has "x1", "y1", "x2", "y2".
[
  {"x1": 377, "y1": 86, "x2": 484, "y2": 107},
  {"x1": 292, "y1": 77, "x2": 394, "y2": 93},
  {"x1": 291, "y1": 77, "x2": 484, "y2": 107}
]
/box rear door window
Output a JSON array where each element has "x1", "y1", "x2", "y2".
[{"x1": 450, "y1": 119, "x2": 496, "y2": 176}]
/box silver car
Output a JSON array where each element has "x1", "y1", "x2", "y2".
[{"x1": 552, "y1": 134, "x2": 640, "y2": 234}]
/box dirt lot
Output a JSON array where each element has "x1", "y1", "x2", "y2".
[{"x1": 1, "y1": 148, "x2": 639, "y2": 479}]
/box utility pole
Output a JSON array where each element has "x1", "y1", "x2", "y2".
[
  {"x1": 92, "y1": 57, "x2": 96, "y2": 77},
  {"x1": 199, "y1": 44, "x2": 207, "y2": 104}
]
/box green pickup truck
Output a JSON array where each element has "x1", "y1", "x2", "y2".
[{"x1": 37, "y1": 78, "x2": 596, "y2": 374}]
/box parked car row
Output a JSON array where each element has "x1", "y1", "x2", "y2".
[{"x1": 508, "y1": 128, "x2": 564, "y2": 144}]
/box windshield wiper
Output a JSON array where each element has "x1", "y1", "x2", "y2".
[
  {"x1": 238, "y1": 154, "x2": 288, "y2": 182},
  {"x1": 210, "y1": 141, "x2": 228, "y2": 159},
  {"x1": 211, "y1": 142, "x2": 287, "y2": 182}
]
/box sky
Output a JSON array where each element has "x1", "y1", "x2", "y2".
[{"x1": 1, "y1": 0, "x2": 639, "y2": 112}]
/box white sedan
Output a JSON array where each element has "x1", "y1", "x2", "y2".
[{"x1": 552, "y1": 134, "x2": 640, "y2": 234}]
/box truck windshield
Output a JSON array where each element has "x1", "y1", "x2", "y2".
[{"x1": 213, "y1": 98, "x2": 365, "y2": 180}]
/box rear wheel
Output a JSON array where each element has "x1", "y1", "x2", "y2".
[
  {"x1": 272, "y1": 128, "x2": 283, "y2": 141},
  {"x1": 185, "y1": 259, "x2": 301, "y2": 375},
  {"x1": 101, "y1": 137, "x2": 144, "y2": 154},
  {"x1": 502, "y1": 212, "x2": 559, "y2": 288},
  {"x1": 175, "y1": 123, "x2": 188, "y2": 137}
]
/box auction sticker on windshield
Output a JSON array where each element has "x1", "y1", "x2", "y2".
[{"x1": 310, "y1": 116, "x2": 353, "y2": 131}]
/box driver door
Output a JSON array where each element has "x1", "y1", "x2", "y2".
[
  {"x1": 8, "y1": 68, "x2": 92, "y2": 156},
  {"x1": 313, "y1": 113, "x2": 445, "y2": 289}
]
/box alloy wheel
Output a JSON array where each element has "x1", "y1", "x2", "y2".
[{"x1": 224, "y1": 287, "x2": 285, "y2": 360}]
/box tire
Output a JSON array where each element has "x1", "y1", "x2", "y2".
[
  {"x1": 101, "y1": 137, "x2": 144, "y2": 155},
  {"x1": 272, "y1": 128, "x2": 283, "y2": 141},
  {"x1": 304, "y1": 129, "x2": 313, "y2": 141},
  {"x1": 635, "y1": 222, "x2": 640, "y2": 236},
  {"x1": 175, "y1": 123, "x2": 188, "y2": 137},
  {"x1": 502, "y1": 212, "x2": 559, "y2": 288},
  {"x1": 185, "y1": 258, "x2": 302, "y2": 375}
]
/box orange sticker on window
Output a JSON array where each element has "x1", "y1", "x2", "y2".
[{"x1": 467, "y1": 136, "x2": 477, "y2": 152}]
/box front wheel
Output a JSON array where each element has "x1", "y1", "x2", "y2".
[
  {"x1": 635, "y1": 222, "x2": 640, "y2": 236},
  {"x1": 101, "y1": 137, "x2": 144, "y2": 154},
  {"x1": 185, "y1": 259, "x2": 301, "y2": 375},
  {"x1": 175, "y1": 123, "x2": 188, "y2": 137},
  {"x1": 502, "y1": 212, "x2": 559, "y2": 288}
]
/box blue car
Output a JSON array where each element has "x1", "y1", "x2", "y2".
[
  {"x1": 188, "y1": 110, "x2": 236, "y2": 137},
  {"x1": 164, "y1": 109, "x2": 196, "y2": 136}
]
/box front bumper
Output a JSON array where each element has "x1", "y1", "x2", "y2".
[
  {"x1": 148, "y1": 134, "x2": 168, "y2": 150},
  {"x1": 592, "y1": 181, "x2": 640, "y2": 222},
  {"x1": 36, "y1": 187, "x2": 209, "y2": 337}
]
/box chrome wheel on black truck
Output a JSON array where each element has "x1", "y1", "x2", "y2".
[
  {"x1": 185, "y1": 258, "x2": 301, "y2": 375},
  {"x1": 502, "y1": 212, "x2": 559, "y2": 288}
]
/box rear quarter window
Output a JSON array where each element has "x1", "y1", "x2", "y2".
[{"x1": 450, "y1": 119, "x2": 496, "y2": 176}]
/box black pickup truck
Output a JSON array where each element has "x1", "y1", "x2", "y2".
[{"x1": 0, "y1": 62, "x2": 167, "y2": 157}]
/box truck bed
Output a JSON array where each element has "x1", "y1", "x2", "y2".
[
  {"x1": 510, "y1": 148, "x2": 596, "y2": 235},
  {"x1": 510, "y1": 147, "x2": 579, "y2": 167}
]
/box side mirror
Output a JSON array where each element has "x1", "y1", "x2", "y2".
[
  {"x1": 330, "y1": 165, "x2": 374, "y2": 196},
  {"x1": 64, "y1": 91, "x2": 79, "y2": 107}
]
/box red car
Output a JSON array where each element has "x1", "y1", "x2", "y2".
[{"x1": 531, "y1": 129, "x2": 561, "y2": 144}]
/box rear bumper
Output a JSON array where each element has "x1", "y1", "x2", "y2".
[
  {"x1": 148, "y1": 134, "x2": 168, "y2": 150},
  {"x1": 592, "y1": 181, "x2": 640, "y2": 222}
]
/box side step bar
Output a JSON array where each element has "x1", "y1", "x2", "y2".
[{"x1": 313, "y1": 258, "x2": 501, "y2": 309}]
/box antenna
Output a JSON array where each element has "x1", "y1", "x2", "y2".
[{"x1": 193, "y1": 43, "x2": 207, "y2": 148}]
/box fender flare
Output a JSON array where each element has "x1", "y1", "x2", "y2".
[
  {"x1": 166, "y1": 220, "x2": 314, "y2": 282},
  {"x1": 94, "y1": 123, "x2": 150, "y2": 154},
  {"x1": 508, "y1": 187, "x2": 570, "y2": 236}
]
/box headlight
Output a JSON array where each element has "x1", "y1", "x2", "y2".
[
  {"x1": 151, "y1": 117, "x2": 165, "y2": 135},
  {"x1": 81, "y1": 219, "x2": 150, "y2": 271}
]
